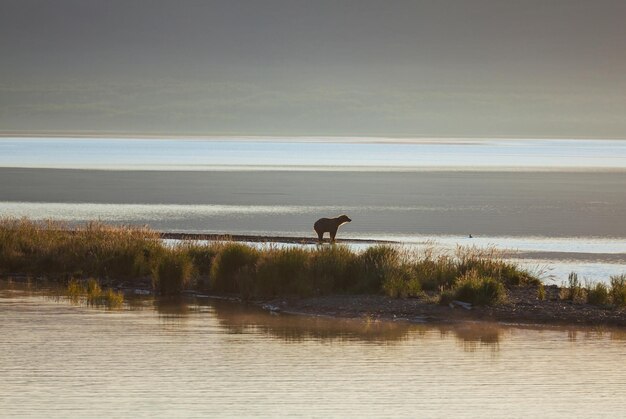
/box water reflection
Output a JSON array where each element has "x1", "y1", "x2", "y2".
[
  {"x1": 208, "y1": 299, "x2": 417, "y2": 343},
  {"x1": 151, "y1": 295, "x2": 502, "y2": 350},
  {"x1": 3, "y1": 283, "x2": 626, "y2": 418},
  {"x1": 3, "y1": 279, "x2": 626, "y2": 349},
  {"x1": 445, "y1": 323, "x2": 501, "y2": 352}
]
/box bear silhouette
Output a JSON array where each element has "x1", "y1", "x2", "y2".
[{"x1": 314, "y1": 214, "x2": 352, "y2": 243}]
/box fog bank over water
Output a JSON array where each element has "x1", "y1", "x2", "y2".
[{"x1": 2, "y1": 1, "x2": 626, "y2": 138}]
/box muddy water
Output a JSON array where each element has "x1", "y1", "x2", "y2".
[{"x1": 1, "y1": 288, "x2": 625, "y2": 418}]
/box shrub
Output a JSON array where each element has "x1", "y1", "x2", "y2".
[
  {"x1": 413, "y1": 256, "x2": 457, "y2": 291},
  {"x1": 381, "y1": 265, "x2": 421, "y2": 298},
  {"x1": 255, "y1": 247, "x2": 311, "y2": 297},
  {"x1": 455, "y1": 246, "x2": 539, "y2": 287},
  {"x1": 308, "y1": 245, "x2": 356, "y2": 294},
  {"x1": 183, "y1": 243, "x2": 219, "y2": 276},
  {"x1": 587, "y1": 282, "x2": 609, "y2": 306},
  {"x1": 610, "y1": 274, "x2": 626, "y2": 307},
  {"x1": 152, "y1": 250, "x2": 195, "y2": 295},
  {"x1": 413, "y1": 246, "x2": 538, "y2": 291},
  {"x1": 182, "y1": 243, "x2": 220, "y2": 290},
  {"x1": 354, "y1": 245, "x2": 401, "y2": 293},
  {"x1": 209, "y1": 243, "x2": 259, "y2": 294},
  {"x1": 453, "y1": 270, "x2": 506, "y2": 306}
]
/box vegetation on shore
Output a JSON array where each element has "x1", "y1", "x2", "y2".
[
  {"x1": 66, "y1": 278, "x2": 124, "y2": 308},
  {"x1": 1, "y1": 219, "x2": 625, "y2": 311}
]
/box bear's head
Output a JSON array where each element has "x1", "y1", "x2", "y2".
[{"x1": 338, "y1": 214, "x2": 352, "y2": 224}]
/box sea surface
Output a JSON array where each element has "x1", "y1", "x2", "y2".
[
  {"x1": 0, "y1": 137, "x2": 625, "y2": 283},
  {"x1": 1, "y1": 286, "x2": 625, "y2": 418}
]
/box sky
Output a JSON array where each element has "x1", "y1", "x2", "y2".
[{"x1": 1, "y1": 0, "x2": 625, "y2": 138}]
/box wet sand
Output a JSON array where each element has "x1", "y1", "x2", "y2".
[{"x1": 160, "y1": 232, "x2": 394, "y2": 244}]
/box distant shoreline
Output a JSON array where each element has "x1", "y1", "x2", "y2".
[{"x1": 2, "y1": 132, "x2": 625, "y2": 143}]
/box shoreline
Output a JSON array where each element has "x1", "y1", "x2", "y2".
[
  {"x1": 3, "y1": 219, "x2": 626, "y2": 329},
  {"x1": 254, "y1": 287, "x2": 626, "y2": 328},
  {"x1": 4, "y1": 276, "x2": 626, "y2": 328}
]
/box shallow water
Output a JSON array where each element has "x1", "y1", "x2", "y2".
[{"x1": 1, "y1": 287, "x2": 625, "y2": 418}]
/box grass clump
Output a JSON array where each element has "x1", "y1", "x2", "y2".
[
  {"x1": 355, "y1": 245, "x2": 402, "y2": 293},
  {"x1": 560, "y1": 272, "x2": 586, "y2": 302},
  {"x1": 209, "y1": 243, "x2": 259, "y2": 295},
  {"x1": 455, "y1": 246, "x2": 540, "y2": 287},
  {"x1": 381, "y1": 266, "x2": 421, "y2": 298},
  {"x1": 308, "y1": 245, "x2": 357, "y2": 294},
  {"x1": 452, "y1": 270, "x2": 507, "y2": 306},
  {"x1": 256, "y1": 247, "x2": 312, "y2": 297},
  {"x1": 610, "y1": 274, "x2": 626, "y2": 307},
  {"x1": 537, "y1": 283, "x2": 546, "y2": 301},
  {"x1": 183, "y1": 243, "x2": 220, "y2": 276},
  {"x1": 586, "y1": 282, "x2": 610, "y2": 306},
  {"x1": 152, "y1": 249, "x2": 195, "y2": 295},
  {"x1": 414, "y1": 246, "x2": 538, "y2": 291}
]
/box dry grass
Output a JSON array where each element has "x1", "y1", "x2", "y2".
[
  {"x1": 448, "y1": 269, "x2": 507, "y2": 306},
  {"x1": 610, "y1": 274, "x2": 626, "y2": 307},
  {"x1": 413, "y1": 245, "x2": 539, "y2": 291},
  {"x1": 1, "y1": 218, "x2": 543, "y2": 305},
  {"x1": 152, "y1": 249, "x2": 195, "y2": 295},
  {"x1": 537, "y1": 283, "x2": 546, "y2": 301},
  {"x1": 0, "y1": 218, "x2": 160, "y2": 279}
]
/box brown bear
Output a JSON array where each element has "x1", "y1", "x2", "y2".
[{"x1": 314, "y1": 214, "x2": 352, "y2": 243}]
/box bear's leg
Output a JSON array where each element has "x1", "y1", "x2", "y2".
[
  {"x1": 330, "y1": 228, "x2": 337, "y2": 242},
  {"x1": 316, "y1": 230, "x2": 324, "y2": 243}
]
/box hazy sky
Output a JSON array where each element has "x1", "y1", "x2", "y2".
[{"x1": 1, "y1": 0, "x2": 625, "y2": 138}]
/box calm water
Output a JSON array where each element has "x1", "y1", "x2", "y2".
[
  {"x1": 0, "y1": 137, "x2": 625, "y2": 283},
  {"x1": 1, "y1": 287, "x2": 625, "y2": 418}
]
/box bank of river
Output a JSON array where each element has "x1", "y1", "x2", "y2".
[{"x1": 258, "y1": 288, "x2": 626, "y2": 328}]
